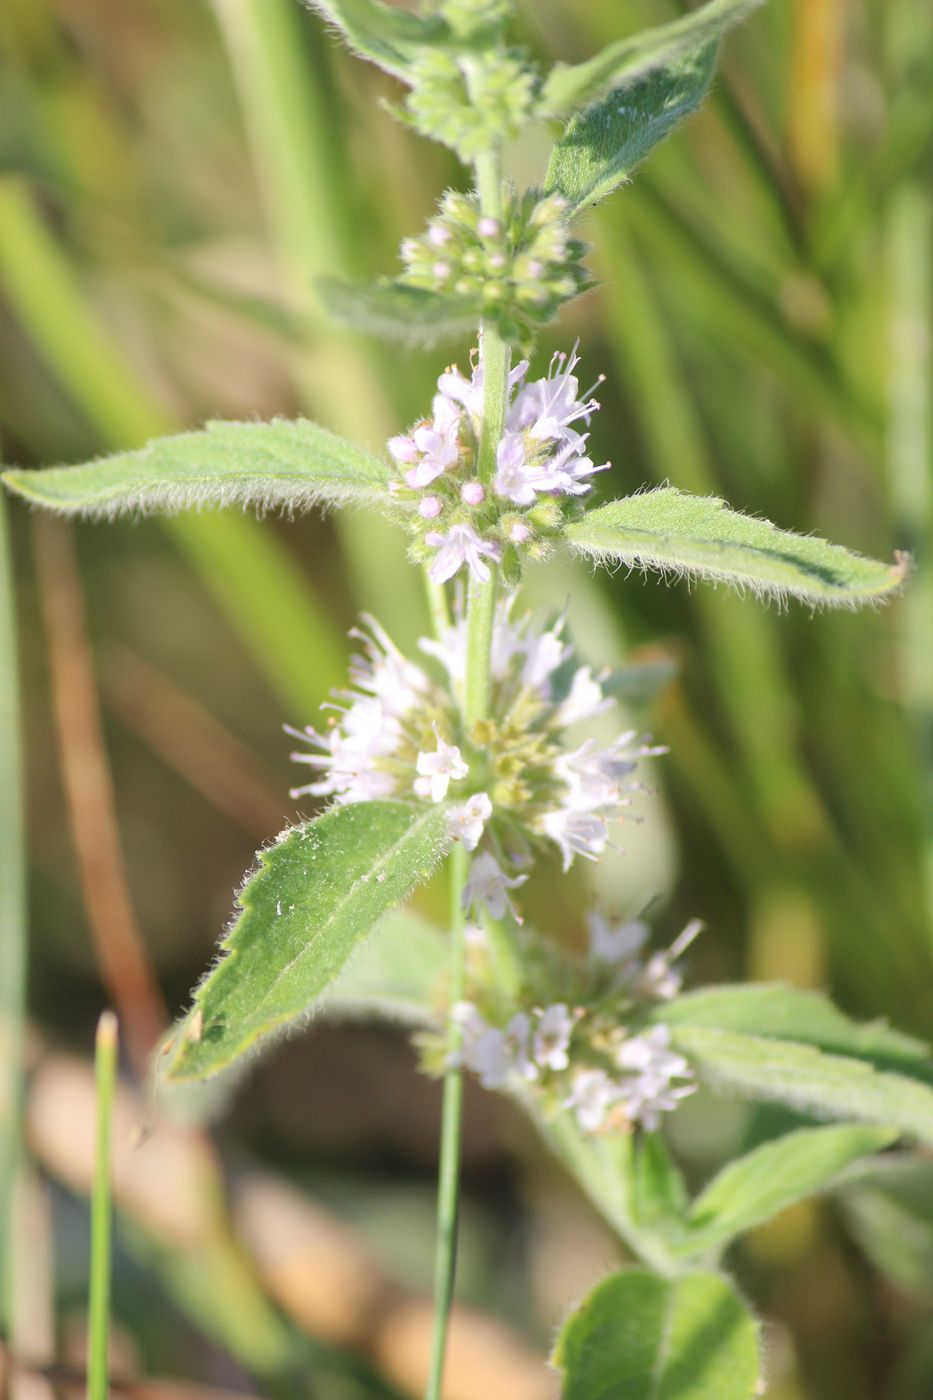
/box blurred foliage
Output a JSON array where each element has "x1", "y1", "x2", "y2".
[{"x1": 1, "y1": 0, "x2": 931, "y2": 1396}]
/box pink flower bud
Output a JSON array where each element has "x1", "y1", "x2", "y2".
[
  {"x1": 478, "y1": 217, "x2": 501, "y2": 238},
  {"x1": 432, "y1": 261, "x2": 451, "y2": 280},
  {"x1": 388, "y1": 434, "x2": 418, "y2": 464},
  {"x1": 461, "y1": 482, "x2": 485, "y2": 505},
  {"x1": 509, "y1": 521, "x2": 531, "y2": 544},
  {"x1": 488, "y1": 253, "x2": 507, "y2": 271},
  {"x1": 419, "y1": 495, "x2": 443, "y2": 519},
  {"x1": 428, "y1": 223, "x2": 451, "y2": 247}
]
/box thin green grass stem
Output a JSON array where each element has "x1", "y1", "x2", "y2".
[
  {"x1": 0, "y1": 493, "x2": 25, "y2": 1334},
  {"x1": 87, "y1": 1010, "x2": 118, "y2": 1400}
]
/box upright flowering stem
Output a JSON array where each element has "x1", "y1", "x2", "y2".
[
  {"x1": 425, "y1": 840, "x2": 468, "y2": 1400},
  {"x1": 425, "y1": 146, "x2": 511, "y2": 1400}
]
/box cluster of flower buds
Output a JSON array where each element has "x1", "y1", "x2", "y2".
[
  {"x1": 399, "y1": 190, "x2": 589, "y2": 340},
  {"x1": 437, "y1": 0, "x2": 516, "y2": 39},
  {"x1": 388, "y1": 342, "x2": 608, "y2": 586},
  {"x1": 405, "y1": 48, "x2": 537, "y2": 163},
  {"x1": 287, "y1": 599, "x2": 662, "y2": 886},
  {"x1": 445, "y1": 917, "x2": 701, "y2": 1134}
]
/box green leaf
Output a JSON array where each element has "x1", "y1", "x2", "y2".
[
  {"x1": 536, "y1": 1109, "x2": 681, "y2": 1275},
  {"x1": 318, "y1": 277, "x2": 481, "y2": 344},
  {"x1": 839, "y1": 1158, "x2": 933, "y2": 1300},
  {"x1": 552, "y1": 1267, "x2": 761, "y2": 1400},
  {"x1": 645, "y1": 984, "x2": 931, "y2": 1072},
  {"x1": 604, "y1": 654, "x2": 678, "y2": 704},
  {"x1": 539, "y1": 0, "x2": 763, "y2": 118},
  {"x1": 564, "y1": 488, "x2": 907, "y2": 607},
  {"x1": 631, "y1": 1132, "x2": 689, "y2": 1236},
  {"x1": 681, "y1": 1124, "x2": 896, "y2": 1259},
  {"x1": 321, "y1": 907, "x2": 447, "y2": 1025},
  {"x1": 667, "y1": 1026, "x2": 933, "y2": 1145},
  {"x1": 160, "y1": 801, "x2": 451, "y2": 1082},
  {"x1": 1, "y1": 418, "x2": 391, "y2": 519},
  {"x1": 302, "y1": 0, "x2": 448, "y2": 82},
  {"x1": 545, "y1": 40, "x2": 720, "y2": 212}
]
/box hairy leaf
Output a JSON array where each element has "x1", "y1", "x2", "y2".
[
  {"x1": 545, "y1": 41, "x2": 720, "y2": 211},
  {"x1": 318, "y1": 277, "x2": 481, "y2": 344},
  {"x1": 539, "y1": 0, "x2": 763, "y2": 117},
  {"x1": 536, "y1": 1109, "x2": 680, "y2": 1274},
  {"x1": 564, "y1": 488, "x2": 907, "y2": 606},
  {"x1": 321, "y1": 907, "x2": 447, "y2": 1024},
  {"x1": 2, "y1": 418, "x2": 391, "y2": 519},
  {"x1": 668, "y1": 1027, "x2": 933, "y2": 1145},
  {"x1": 160, "y1": 802, "x2": 451, "y2": 1082},
  {"x1": 840, "y1": 1158, "x2": 933, "y2": 1300},
  {"x1": 604, "y1": 653, "x2": 678, "y2": 704},
  {"x1": 645, "y1": 984, "x2": 931, "y2": 1072},
  {"x1": 681, "y1": 1124, "x2": 896, "y2": 1258},
  {"x1": 301, "y1": 0, "x2": 447, "y2": 82},
  {"x1": 630, "y1": 1132, "x2": 689, "y2": 1238},
  {"x1": 552, "y1": 1267, "x2": 761, "y2": 1399}
]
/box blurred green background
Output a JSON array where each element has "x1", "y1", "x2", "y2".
[{"x1": 1, "y1": 1, "x2": 932, "y2": 1397}]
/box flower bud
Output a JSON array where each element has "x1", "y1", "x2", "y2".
[
  {"x1": 419, "y1": 495, "x2": 443, "y2": 519},
  {"x1": 461, "y1": 482, "x2": 485, "y2": 505}
]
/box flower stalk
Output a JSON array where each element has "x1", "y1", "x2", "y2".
[{"x1": 425, "y1": 164, "x2": 512, "y2": 1381}]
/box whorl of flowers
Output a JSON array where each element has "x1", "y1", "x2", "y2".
[
  {"x1": 389, "y1": 342, "x2": 608, "y2": 587},
  {"x1": 287, "y1": 599, "x2": 663, "y2": 908},
  {"x1": 405, "y1": 48, "x2": 537, "y2": 161},
  {"x1": 446, "y1": 916, "x2": 701, "y2": 1134},
  {"x1": 399, "y1": 189, "x2": 589, "y2": 339}
]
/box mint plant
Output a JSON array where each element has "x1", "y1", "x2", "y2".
[{"x1": 4, "y1": 1, "x2": 930, "y2": 1396}]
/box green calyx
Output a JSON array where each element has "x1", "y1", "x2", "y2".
[
  {"x1": 405, "y1": 48, "x2": 537, "y2": 160},
  {"x1": 436, "y1": 0, "x2": 515, "y2": 42},
  {"x1": 399, "y1": 187, "x2": 590, "y2": 339}
]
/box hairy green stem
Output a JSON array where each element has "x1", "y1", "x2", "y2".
[
  {"x1": 464, "y1": 566, "x2": 498, "y2": 727},
  {"x1": 88, "y1": 1011, "x2": 118, "y2": 1400},
  {"x1": 425, "y1": 841, "x2": 469, "y2": 1400},
  {"x1": 475, "y1": 324, "x2": 510, "y2": 487},
  {"x1": 425, "y1": 139, "x2": 513, "y2": 1393},
  {"x1": 424, "y1": 571, "x2": 453, "y2": 649}
]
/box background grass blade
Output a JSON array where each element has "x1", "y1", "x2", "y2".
[
  {"x1": 87, "y1": 1010, "x2": 118, "y2": 1400},
  {"x1": 0, "y1": 491, "x2": 26, "y2": 1335}
]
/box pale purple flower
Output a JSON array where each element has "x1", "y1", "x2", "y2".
[
  {"x1": 559, "y1": 731, "x2": 664, "y2": 813},
  {"x1": 447, "y1": 792, "x2": 493, "y2": 851},
  {"x1": 533, "y1": 1004, "x2": 575, "y2": 1072},
  {"x1": 404, "y1": 396, "x2": 461, "y2": 487},
  {"x1": 540, "y1": 808, "x2": 610, "y2": 871},
  {"x1": 633, "y1": 920, "x2": 703, "y2": 1002},
  {"x1": 615, "y1": 1026, "x2": 695, "y2": 1132},
  {"x1": 564, "y1": 1068, "x2": 621, "y2": 1133},
  {"x1": 415, "y1": 727, "x2": 469, "y2": 802},
  {"x1": 426, "y1": 524, "x2": 502, "y2": 584},
  {"x1": 388, "y1": 434, "x2": 419, "y2": 464},
  {"x1": 451, "y1": 1003, "x2": 536, "y2": 1088},
  {"x1": 554, "y1": 666, "x2": 613, "y2": 727},
  {"x1": 288, "y1": 618, "x2": 431, "y2": 804},
  {"x1": 462, "y1": 851, "x2": 527, "y2": 921},
  {"x1": 519, "y1": 623, "x2": 571, "y2": 690},
  {"x1": 510, "y1": 343, "x2": 602, "y2": 449},
  {"x1": 587, "y1": 913, "x2": 650, "y2": 968}
]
